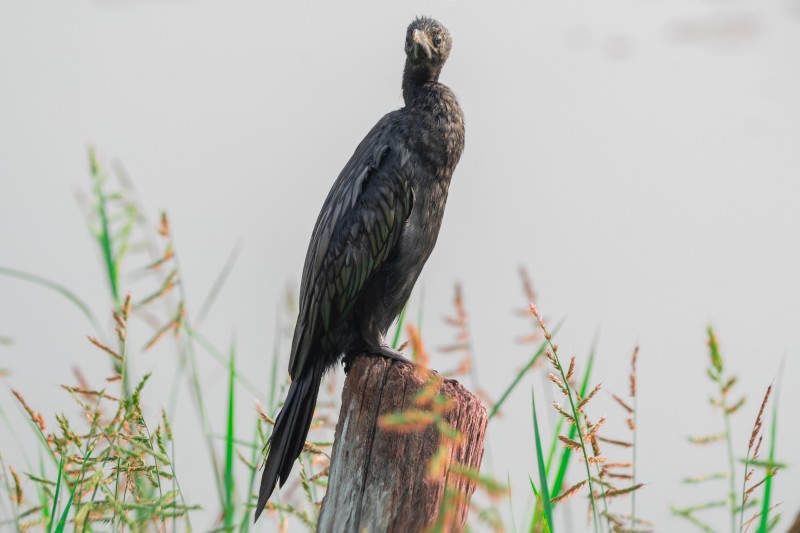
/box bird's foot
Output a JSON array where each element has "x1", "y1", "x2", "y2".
[
  {"x1": 341, "y1": 348, "x2": 412, "y2": 374},
  {"x1": 373, "y1": 344, "x2": 415, "y2": 365},
  {"x1": 371, "y1": 344, "x2": 459, "y2": 384}
]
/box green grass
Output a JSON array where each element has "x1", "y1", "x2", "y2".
[
  {"x1": 757, "y1": 370, "x2": 782, "y2": 533},
  {"x1": 224, "y1": 342, "x2": 237, "y2": 531},
  {"x1": 672, "y1": 328, "x2": 784, "y2": 533},
  {"x1": 531, "y1": 385, "x2": 553, "y2": 533},
  {"x1": 0, "y1": 149, "x2": 788, "y2": 532}
]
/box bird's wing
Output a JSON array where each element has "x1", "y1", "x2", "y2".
[{"x1": 288, "y1": 129, "x2": 414, "y2": 378}]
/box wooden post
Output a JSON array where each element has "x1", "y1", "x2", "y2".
[{"x1": 317, "y1": 355, "x2": 488, "y2": 533}]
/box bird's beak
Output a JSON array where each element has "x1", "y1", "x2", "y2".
[{"x1": 412, "y1": 29, "x2": 433, "y2": 60}]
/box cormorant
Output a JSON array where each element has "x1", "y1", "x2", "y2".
[{"x1": 254, "y1": 16, "x2": 465, "y2": 522}]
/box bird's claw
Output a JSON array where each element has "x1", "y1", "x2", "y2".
[
  {"x1": 371, "y1": 345, "x2": 458, "y2": 384},
  {"x1": 373, "y1": 344, "x2": 415, "y2": 365}
]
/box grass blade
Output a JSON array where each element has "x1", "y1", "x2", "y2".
[
  {"x1": 0, "y1": 267, "x2": 103, "y2": 335},
  {"x1": 757, "y1": 374, "x2": 781, "y2": 533},
  {"x1": 53, "y1": 485, "x2": 76, "y2": 533},
  {"x1": 531, "y1": 385, "x2": 554, "y2": 533},
  {"x1": 488, "y1": 321, "x2": 564, "y2": 421},
  {"x1": 88, "y1": 147, "x2": 121, "y2": 309},
  {"x1": 47, "y1": 455, "x2": 64, "y2": 533},
  {"x1": 196, "y1": 241, "x2": 242, "y2": 326},
  {"x1": 54, "y1": 447, "x2": 93, "y2": 533},
  {"x1": 224, "y1": 341, "x2": 237, "y2": 531},
  {"x1": 550, "y1": 346, "x2": 595, "y2": 498}
]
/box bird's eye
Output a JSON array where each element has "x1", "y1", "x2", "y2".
[{"x1": 433, "y1": 34, "x2": 443, "y2": 47}]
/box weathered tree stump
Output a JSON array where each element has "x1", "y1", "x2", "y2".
[{"x1": 318, "y1": 355, "x2": 488, "y2": 533}]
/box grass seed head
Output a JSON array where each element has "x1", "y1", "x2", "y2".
[
  {"x1": 552, "y1": 401, "x2": 577, "y2": 425},
  {"x1": 558, "y1": 435, "x2": 583, "y2": 451},
  {"x1": 749, "y1": 384, "x2": 772, "y2": 452},
  {"x1": 611, "y1": 393, "x2": 633, "y2": 414},
  {"x1": 577, "y1": 383, "x2": 602, "y2": 412},
  {"x1": 548, "y1": 372, "x2": 568, "y2": 396},
  {"x1": 630, "y1": 345, "x2": 639, "y2": 397},
  {"x1": 566, "y1": 355, "x2": 576, "y2": 382},
  {"x1": 584, "y1": 415, "x2": 606, "y2": 441},
  {"x1": 11, "y1": 389, "x2": 45, "y2": 432},
  {"x1": 551, "y1": 479, "x2": 587, "y2": 504},
  {"x1": 8, "y1": 466, "x2": 22, "y2": 504}
]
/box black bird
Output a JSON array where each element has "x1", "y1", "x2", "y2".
[{"x1": 254, "y1": 16, "x2": 465, "y2": 522}]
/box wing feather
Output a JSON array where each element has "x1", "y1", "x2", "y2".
[{"x1": 288, "y1": 124, "x2": 413, "y2": 377}]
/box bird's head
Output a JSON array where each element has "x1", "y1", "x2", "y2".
[{"x1": 403, "y1": 17, "x2": 452, "y2": 78}]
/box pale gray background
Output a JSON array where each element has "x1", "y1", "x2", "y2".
[{"x1": 1, "y1": 0, "x2": 799, "y2": 531}]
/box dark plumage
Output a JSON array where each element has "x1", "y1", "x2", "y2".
[{"x1": 254, "y1": 16, "x2": 465, "y2": 522}]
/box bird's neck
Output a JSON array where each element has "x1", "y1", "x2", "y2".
[{"x1": 402, "y1": 60, "x2": 443, "y2": 105}]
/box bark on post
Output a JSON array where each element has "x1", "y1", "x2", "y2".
[{"x1": 318, "y1": 355, "x2": 488, "y2": 533}]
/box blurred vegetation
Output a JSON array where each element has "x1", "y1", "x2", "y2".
[{"x1": 0, "y1": 150, "x2": 785, "y2": 532}]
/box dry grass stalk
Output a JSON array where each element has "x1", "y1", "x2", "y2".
[
  {"x1": 749, "y1": 385, "x2": 772, "y2": 452},
  {"x1": 11, "y1": 390, "x2": 45, "y2": 432},
  {"x1": 585, "y1": 417, "x2": 602, "y2": 456},
  {"x1": 725, "y1": 396, "x2": 746, "y2": 415},
  {"x1": 158, "y1": 211, "x2": 171, "y2": 237},
  {"x1": 135, "y1": 270, "x2": 178, "y2": 309},
  {"x1": 744, "y1": 503, "x2": 782, "y2": 533},
  {"x1": 309, "y1": 464, "x2": 331, "y2": 483},
  {"x1": 552, "y1": 402, "x2": 576, "y2": 425},
  {"x1": 548, "y1": 372, "x2": 568, "y2": 396},
  {"x1": 687, "y1": 433, "x2": 726, "y2": 444},
  {"x1": 752, "y1": 435, "x2": 763, "y2": 461},
  {"x1": 144, "y1": 244, "x2": 174, "y2": 271},
  {"x1": 475, "y1": 387, "x2": 497, "y2": 411},
  {"x1": 584, "y1": 415, "x2": 606, "y2": 442},
  {"x1": 551, "y1": 479, "x2": 587, "y2": 504},
  {"x1": 60, "y1": 385, "x2": 118, "y2": 402},
  {"x1": 142, "y1": 314, "x2": 180, "y2": 352},
  {"x1": 255, "y1": 400, "x2": 276, "y2": 426},
  {"x1": 722, "y1": 376, "x2": 737, "y2": 395},
  {"x1": 529, "y1": 303, "x2": 549, "y2": 340},
  {"x1": 739, "y1": 383, "x2": 776, "y2": 519},
  {"x1": 86, "y1": 335, "x2": 122, "y2": 362},
  {"x1": 592, "y1": 476, "x2": 617, "y2": 490},
  {"x1": 8, "y1": 466, "x2": 23, "y2": 504},
  {"x1": 439, "y1": 283, "x2": 483, "y2": 380},
  {"x1": 514, "y1": 270, "x2": 543, "y2": 349},
  {"x1": 406, "y1": 323, "x2": 431, "y2": 368},
  {"x1": 605, "y1": 484, "x2": 644, "y2": 498},
  {"x1": 744, "y1": 476, "x2": 767, "y2": 499},
  {"x1": 629, "y1": 346, "x2": 638, "y2": 397},
  {"x1": 597, "y1": 436, "x2": 633, "y2": 448},
  {"x1": 577, "y1": 383, "x2": 602, "y2": 412},
  {"x1": 545, "y1": 349, "x2": 559, "y2": 369},
  {"x1": 558, "y1": 435, "x2": 583, "y2": 451},
  {"x1": 515, "y1": 334, "x2": 540, "y2": 345},
  {"x1": 519, "y1": 266, "x2": 536, "y2": 304},
  {"x1": 566, "y1": 354, "x2": 576, "y2": 383},
  {"x1": 611, "y1": 394, "x2": 633, "y2": 414},
  {"x1": 683, "y1": 473, "x2": 726, "y2": 484}
]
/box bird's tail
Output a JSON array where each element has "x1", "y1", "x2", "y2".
[{"x1": 254, "y1": 359, "x2": 325, "y2": 523}]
